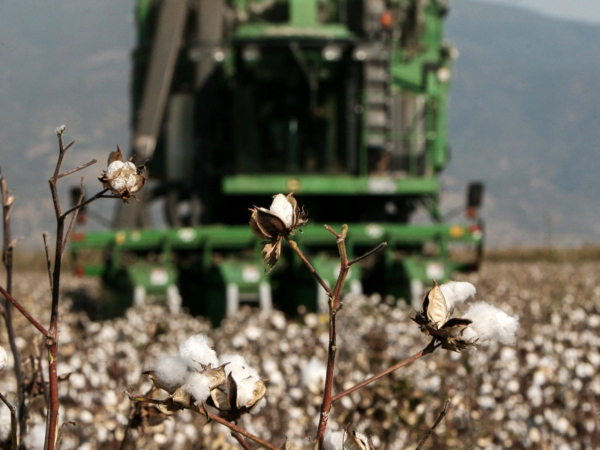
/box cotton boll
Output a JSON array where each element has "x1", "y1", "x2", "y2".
[
  {"x1": 440, "y1": 281, "x2": 476, "y2": 311},
  {"x1": 110, "y1": 177, "x2": 127, "y2": 192},
  {"x1": 106, "y1": 160, "x2": 124, "y2": 175},
  {"x1": 183, "y1": 372, "x2": 212, "y2": 403},
  {"x1": 220, "y1": 353, "x2": 259, "y2": 380},
  {"x1": 122, "y1": 161, "x2": 137, "y2": 173},
  {"x1": 179, "y1": 334, "x2": 218, "y2": 369},
  {"x1": 154, "y1": 356, "x2": 189, "y2": 392},
  {"x1": 250, "y1": 396, "x2": 267, "y2": 414},
  {"x1": 125, "y1": 174, "x2": 138, "y2": 190},
  {"x1": 235, "y1": 376, "x2": 260, "y2": 408},
  {"x1": 323, "y1": 429, "x2": 344, "y2": 450},
  {"x1": 462, "y1": 301, "x2": 519, "y2": 345},
  {"x1": 269, "y1": 194, "x2": 293, "y2": 228}
]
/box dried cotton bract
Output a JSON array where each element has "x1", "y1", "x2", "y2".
[
  {"x1": 98, "y1": 146, "x2": 146, "y2": 203},
  {"x1": 249, "y1": 193, "x2": 308, "y2": 272},
  {"x1": 413, "y1": 280, "x2": 518, "y2": 352},
  {"x1": 323, "y1": 429, "x2": 375, "y2": 450}
]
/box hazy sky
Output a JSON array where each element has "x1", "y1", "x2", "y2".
[{"x1": 476, "y1": 0, "x2": 600, "y2": 24}]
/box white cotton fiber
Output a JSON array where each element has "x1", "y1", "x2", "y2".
[
  {"x1": 300, "y1": 357, "x2": 326, "y2": 394},
  {"x1": 219, "y1": 353, "x2": 259, "y2": 380},
  {"x1": 440, "y1": 281, "x2": 476, "y2": 311},
  {"x1": 154, "y1": 356, "x2": 189, "y2": 392},
  {"x1": 269, "y1": 194, "x2": 293, "y2": 228},
  {"x1": 183, "y1": 372, "x2": 212, "y2": 402},
  {"x1": 462, "y1": 301, "x2": 519, "y2": 345},
  {"x1": 323, "y1": 430, "x2": 344, "y2": 450},
  {"x1": 235, "y1": 376, "x2": 259, "y2": 408},
  {"x1": 179, "y1": 333, "x2": 218, "y2": 369}
]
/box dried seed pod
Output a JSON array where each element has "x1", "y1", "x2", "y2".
[{"x1": 249, "y1": 193, "x2": 308, "y2": 272}]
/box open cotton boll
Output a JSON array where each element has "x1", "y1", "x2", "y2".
[
  {"x1": 219, "y1": 353, "x2": 259, "y2": 380},
  {"x1": 462, "y1": 301, "x2": 519, "y2": 345},
  {"x1": 269, "y1": 194, "x2": 293, "y2": 228},
  {"x1": 323, "y1": 429, "x2": 344, "y2": 450},
  {"x1": 154, "y1": 356, "x2": 189, "y2": 392},
  {"x1": 183, "y1": 372, "x2": 212, "y2": 402},
  {"x1": 440, "y1": 281, "x2": 476, "y2": 311},
  {"x1": 179, "y1": 334, "x2": 219, "y2": 369}
]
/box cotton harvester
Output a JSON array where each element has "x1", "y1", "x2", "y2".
[{"x1": 70, "y1": 0, "x2": 484, "y2": 325}]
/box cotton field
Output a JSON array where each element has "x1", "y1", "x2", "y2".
[{"x1": 0, "y1": 260, "x2": 599, "y2": 449}]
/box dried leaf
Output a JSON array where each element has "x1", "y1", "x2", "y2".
[
  {"x1": 424, "y1": 281, "x2": 449, "y2": 329},
  {"x1": 107, "y1": 146, "x2": 124, "y2": 165}
]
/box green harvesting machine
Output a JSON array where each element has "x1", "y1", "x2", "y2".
[{"x1": 70, "y1": 0, "x2": 484, "y2": 325}]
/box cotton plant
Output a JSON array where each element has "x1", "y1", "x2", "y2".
[
  {"x1": 413, "y1": 280, "x2": 519, "y2": 352},
  {"x1": 143, "y1": 334, "x2": 266, "y2": 422}
]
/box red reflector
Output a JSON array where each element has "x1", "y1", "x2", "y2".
[
  {"x1": 72, "y1": 232, "x2": 86, "y2": 242},
  {"x1": 75, "y1": 266, "x2": 84, "y2": 278}
]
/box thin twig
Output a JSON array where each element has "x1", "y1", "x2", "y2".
[
  {"x1": 62, "y1": 139, "x2": 76, "y2": 153},
  {"x1": 60, "y1": 188, "x2": 109, "y2": 220},
  {"x1": 43, "y1": 233, "x2": 53, "y2": 290},
  {"x1": 62, "y1": 178, "x2": 85, "y2": 255},
  {"x1": 129, "y1": 395, "x2": 279, "y2": 449},
  {"x1": 0, "y1": 391, "x2": 18, "y2": 450},
  {"x1": 285, "y1": 237, "x2": 331, "y2": 295},
  {"x1": 349, "y1": 242, "x2": 387, "y2": 266},
  {"x1": 315, "y1": 224, "x2": 349, "y2": 449},
  {"x1": 415, "y1": 399, "x2": 450, "y2": 450},
  {"x1": 331, "y1": 339, "x2": 439, "y2": 404},
  {"x1": 0, "y1": 284, "x2": 50, "y2": 337},
  {"x1": 1, "y1": 169, "x2": 27, "y2": 438},
  {"x1": 232, "y1": 432, "x2": 253, "y2": 450},
  {"x1": 57, "y1": 158, "x2": 97, "y2": 179}
]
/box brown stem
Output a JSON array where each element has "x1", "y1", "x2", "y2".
[
  {"x1": 57, "y1": 158, "x2": 96, "y2": 179},
  {"x1": 1, "y1": 170, "x2": 27, "y2": 438},
  {"x1": 285, "y1": 237, "x2": 331, "y2": 295},
  {"x1": 331, "y1": 339, "x2": 438, "y2": 404},
  {"x1": 415, "y1": 399, "x2": 450, "y2": 450},
  {"x1": 0, "y1": 391, "x2": 18, "y2": 450},
  {"x1": 315, "y1": 224, "x2": 349, "y2": 449},
  {"x1": 0, "y1": 284, "x2": 50, "y2": 337},
  {"x1": 349, "y1": 242, "x2": 387, "y2": 266},
  {"x1": 42, "y1": 233, "x2": 53, "y2": 290},
  {"x1": 61, "y1": 178, "x2": 85, "y2": 255},
  {"x1": 232, "y1": 432, "x2": 253, "y2": 450},
  {"x1": 128, "y1": 395, "x2": 278, "y2": 450},
  {"x1": 60, "y1": 188, "x2": 108, "y2": 220}
]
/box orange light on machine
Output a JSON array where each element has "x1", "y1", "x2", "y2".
[
  {"x1": 449, "y1": 226, "x2": 465, "y2": 238},
  {"x1": 380, "y1": 11, "x2": 393, "y2": 29}
]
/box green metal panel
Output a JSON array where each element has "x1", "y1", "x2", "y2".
[
  {"x1": 234, "y1": 23, "x2": 351, "y2": 40},
  {"x1": 290, "y1": 0, "x2": 317, "y2": 27},
  {"x1": 222, "y1": 175, "x2": 439, "y2": 195}
]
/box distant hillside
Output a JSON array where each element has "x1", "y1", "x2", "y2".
[
  {"x1": 444, "y1": 0, "x2": 600, "y2": 246},
  {"x1": 1, "y1": 0, "x2": 599, "y2": 248}
]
